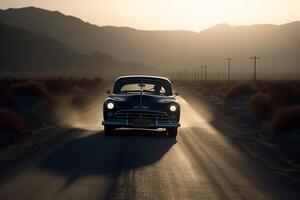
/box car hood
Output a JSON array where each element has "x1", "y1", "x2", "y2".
[{"x1": 108, "y1": 93, "x2": 177, "y2": 111}]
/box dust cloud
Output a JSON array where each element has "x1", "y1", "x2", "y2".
[{"x1": 53, "y1": 93, "x2": 105, "y2": 131}]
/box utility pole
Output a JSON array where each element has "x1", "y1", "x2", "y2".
[
  {"x1": 204, "y1": 65, "x2": 207, "y2": 84},
  {"x1": 250, "y1": 56, "x2": 260, "y2": 81},
  {"x1": 181, "y1": 70, "x2": 183, "y2": 81},
  {"x1": 227, "y1": 57, "x2": 233, "y2": 84},
  {"x1": 185, "y1": 69, "x2": 188, "y2": 81},
  {"x1": 200, "y1": 65, "x2": 204, "y2": 83},
  {"x1": 194, "y1": 68, "x2": 197, "y2": 81},
  {"x1": 217, "y1": 68, "x2": 220, "y2": 82},
  {"x1": 197, "y1": 66, "x2": 200, "y2": 81}
]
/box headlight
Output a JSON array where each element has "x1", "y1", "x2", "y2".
[
  {"x1": 107, "y1": 102, "x2": 114, "y2": 109},
  {"x1": 169, "y1": 105, "x2": 177, "y2": 112}
]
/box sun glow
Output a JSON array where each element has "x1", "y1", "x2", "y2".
[{"x1": 1, "y1": 0, "x2": 300, "y2": 31}]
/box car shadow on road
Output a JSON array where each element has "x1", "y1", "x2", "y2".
[{"x1": 38, "y1": 128, "x2": 176, "y2": 188}]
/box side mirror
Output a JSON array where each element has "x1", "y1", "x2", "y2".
[
  {"x1": 175, "y1": 91, "x2": 179, "y2": 96},
  {"x1": 107, "y1": 89, "x2": 111, "y2": 95}
]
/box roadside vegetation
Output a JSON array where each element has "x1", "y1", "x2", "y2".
[
  {"x1": 0, "y1": 77, "x2": 102, "y2": 148},
  {"x1": 177, "y1": 80, "x2": 300, "y2": 166},
  {"x1": 223, "y1": 81, "x2": 300, "y2": 135}
]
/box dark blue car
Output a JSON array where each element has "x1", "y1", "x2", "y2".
[{"x1": 102, "y1": 75, "x2": 181, "y2": 138}]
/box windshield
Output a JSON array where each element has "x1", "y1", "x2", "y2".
[{"x1": 113, "y1": 79, "x2": 172, "y2": 96}]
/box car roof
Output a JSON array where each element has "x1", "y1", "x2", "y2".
[{"x1": 115, "y1": 75, "x2": 171, "y2": 83}]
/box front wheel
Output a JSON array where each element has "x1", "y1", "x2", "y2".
[
  {"x1": 166, "y1": 127, "x2": 178, "y2": 138},
  {"x1": 104, "y1": 126, "x2": 115, "y2": 136}
]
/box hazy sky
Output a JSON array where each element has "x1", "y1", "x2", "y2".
[{"x1": 1, "y1": 0, "x2": 300, "y2": 31}]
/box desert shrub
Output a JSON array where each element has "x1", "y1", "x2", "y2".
[
  {"x1": 10, "y1": 81, "x2": 56, "y2": 107},
  {"x1": 267, "y1": 105, "x2": 300, "y2": 135},
  {"x1": 42, "y1": 78, "x2": 73, "y2": 95},
  {"x1": 43, "y1": 77, "x2": 102, "y2": 95},
  {"x1": 223, "y1": 82, "x2": 259, "y2": 102},
  {"x1": 265, "y1": 82, "x2": 300, "y2": 106},
  {"x1": 248, "y1": 93, "x2": 274, "y2": 116},
  {"x1": 11, "y1": 81, "x2": 50, "y2": 98},
  {"x1": 0, "y1": 107, "x2": 30, "y2": 134}
]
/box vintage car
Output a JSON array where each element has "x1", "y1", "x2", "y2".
[{"x1": 102, "y1": 75, "x2": 181, "y2": 137}]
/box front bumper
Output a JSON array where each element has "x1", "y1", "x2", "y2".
[{"x1": 102, "y1": 119, "x2": 180, "y2": 128}]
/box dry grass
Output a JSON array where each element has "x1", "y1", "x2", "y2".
[
  {"x1": 0, "y1": 107, "x2": 30, "y2": 134},
  {"x1": 248, "y1": 93, "x2": 274, "y2": 116},
  {"x1": 223, "y1": 82, "x2": 259, "y2": 102},
  {"x1": 267, "y1": 105, "x2": 300, "y2": 135}
]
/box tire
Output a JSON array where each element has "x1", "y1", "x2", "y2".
[
  {"x1": 167, "y1": 127, "x2": 178, "y2": 138},
  {"x1": 104, "y1": 126, "x2": 115, "y2": 136}
]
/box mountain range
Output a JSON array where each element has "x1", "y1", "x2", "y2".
[
  {"x1": 0, "y1": 7, "x2": 299, "y2": 79},
  {"x1": 0, "y1": 22, "x2": 148, "y2": 77}
]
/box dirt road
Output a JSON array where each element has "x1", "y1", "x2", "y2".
[{"x1": 0, "y1": 93, "x2": 298, "y2": 200}]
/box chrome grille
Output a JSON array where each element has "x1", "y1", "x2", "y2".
[{"x1": 115, "y1": 109, "x2": 169, "y2": 120}]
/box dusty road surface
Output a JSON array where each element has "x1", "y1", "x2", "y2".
[{"x1": 0, "y1": 93, "x2": 299, "y2": 200}]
